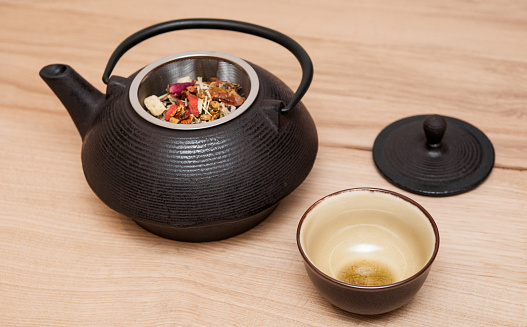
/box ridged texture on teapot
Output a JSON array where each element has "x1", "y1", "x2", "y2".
[{"x1": 81, "y1": 63, "x2": 318, "y2": 227}]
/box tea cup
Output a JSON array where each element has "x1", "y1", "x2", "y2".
[{"x1": 297, "y1": 188, "x2": 439, "y2": 315}]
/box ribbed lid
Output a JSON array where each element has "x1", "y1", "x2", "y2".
[{"x1": 373, "y1": 115, "x2": 495, "y2": 196}]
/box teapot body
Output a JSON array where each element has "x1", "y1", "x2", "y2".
[
  {"x1": 40, "y1": 18, "x2": 318, "y2": 241},
  {"x1": 81, "y1": 63, "x2": 318, "y2": 241}
]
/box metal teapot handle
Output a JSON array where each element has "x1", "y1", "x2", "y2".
[{"x1": 102, "y1": 18, "x2": 313, "y2": 114}]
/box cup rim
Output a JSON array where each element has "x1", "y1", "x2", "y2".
[{"x1": 296, "y1": 187, "x2": 440, "y2": 290}]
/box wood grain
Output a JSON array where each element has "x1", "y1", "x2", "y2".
[{"x1": 1, "y1": 0, "x2": 526, "y2": 325}]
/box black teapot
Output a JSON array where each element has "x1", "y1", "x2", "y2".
[{"x1": 39, "y1": 19, "x2": 318, "y2": 242}]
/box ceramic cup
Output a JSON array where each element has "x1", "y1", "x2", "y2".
[{"x1": 297, "y1": 188, "x2": 439, "y2": 315}]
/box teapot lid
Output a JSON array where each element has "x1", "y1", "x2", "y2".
[{"x1": 372, "y1": 114, "x2": 495, "y2": 196}]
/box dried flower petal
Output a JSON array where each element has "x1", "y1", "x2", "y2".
[
  {"x1": 169, "y1": 82, "x2": 194, "y2": 98},
  {"x1": 187, "y1": 93, "x2": 199, "y2": 117},
  {"x1": 164, "y1": 104, "x2": 178, "y2": 121}
]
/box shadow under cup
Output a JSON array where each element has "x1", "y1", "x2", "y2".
[{"x1": 297, "y1": 188, "x2": 439, "y2": 315}]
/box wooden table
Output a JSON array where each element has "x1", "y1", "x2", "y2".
[{"x1": 1, "y1": 1, "x2": 526, "y2": 325}]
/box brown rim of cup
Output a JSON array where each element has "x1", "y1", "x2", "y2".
[{"x1": 296, "y1": 187, "x2": 440, "y2": 290}]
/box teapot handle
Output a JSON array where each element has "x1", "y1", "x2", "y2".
[{"x1": 102, "y1": 18, "x2": 313, "y2": 114}]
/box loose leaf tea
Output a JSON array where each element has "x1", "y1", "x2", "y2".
[{"x1": 144, "y1": 76, "x2": 245, "y2": 124}]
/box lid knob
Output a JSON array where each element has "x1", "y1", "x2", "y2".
[{"x1": 423, "y1": 115, "x2": 447, "y2": 148}]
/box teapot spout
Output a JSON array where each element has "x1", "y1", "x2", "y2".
[{"x1": 39, "y1": 64, "x2": 104, "y2": 139}]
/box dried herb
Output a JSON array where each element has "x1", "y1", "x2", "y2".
[{"x1": 144, "y1": 76, "x2": 245, "y2": 124}]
